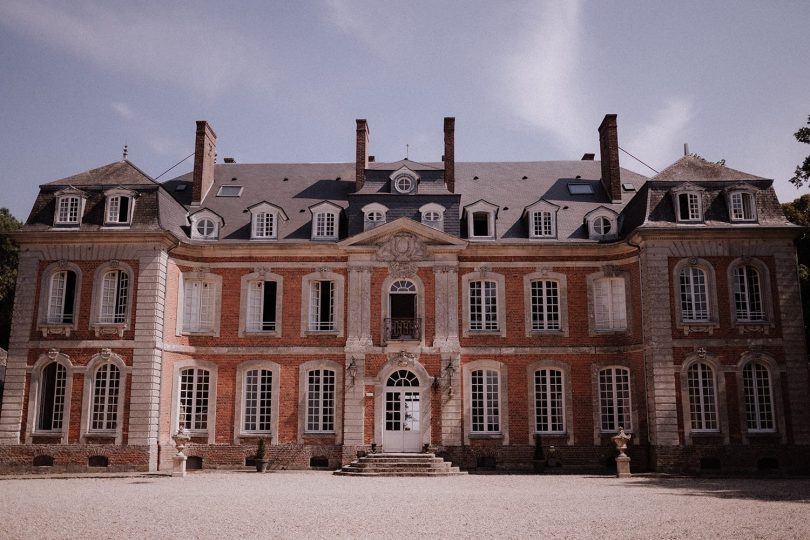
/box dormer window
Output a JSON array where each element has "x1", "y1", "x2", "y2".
[
  {"x1": 730, "y1": 191, "x2": 756, "y2": 221},
  {"x1": 464, "y1": 200, "x2": 498, "y2": 240},
  {"x1": 104, "y1": 188, "x2": 136, "y2": 226},
  {"x1": 247, "y1": 202, "x2": 288, "y2": 240},
  {"x1": 53, "y1": 188, "x2": 87, "y2": 227},
  {"x1": 524, "y1": 199, "x2": 559, "y2": 239},
  {"x1": 419, "y1": 203, "x2": 445, "y2": 231},
  {"x1": 361, "y1": 203, "x2": 388, "y2": 231},
  {"x1": 389, "y1": 166, "x2": 420, "y2": 194},
  {"x1": 189, "y1": 209, "x2": 223, "y2": 241},
  {"x1": 584, "y1": 207, "x2": 619, "y2": 241},
  {"x1": 310, "y1": 201, "x2": 341, "y2": 240},
  {"x1": 670, "y1": 183, "x2": 705, "y2": 223}
]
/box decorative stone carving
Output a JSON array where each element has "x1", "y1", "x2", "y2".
[
  {"x1": 737, "y1": 324, "x2": 770, "y2": 335},
  {"x1": 57, "y1": 260, "x2": 68, "y2": 270},
  {"x1": 47, "y1": 348, "x2": 60, "y2": 360},
  {"x1": 172, "y1": 427, "x2": 191, "y2": 478},
  {"x1": 316, "y1": 266, "x2": 332, "y2": 274},
  {"x1": 696, "y1": 347, "x2": 707, "y2": 360},
  {"x1": 376, "y1": 232, "x2": 429, "y2": 263},
  {"x1": 100, "y1": 348, "x2": 112, "y2": 360},
  {"x1": 688, "y1": 257, "x2": 698, "y2": 266},
  {"x1": 611, "y1": 427, "x2": 632, "y2": 478},
  {"x1": 683, "y1": 325, "x2": 713, "y2": 336},
  {"x1": 109, "y1": 259, "x2": 120, "y2": 269},
  {"x1": 254, "y1": 266, "x2": 272, "y2": 277},
  {"x1": 193, "y1": 266, "x2": 210, "y2": 274},
  {"x1": 390, "y1": 351, "x2": 417, "y2": 368},
  {"x1": 477, "y1": 265, "x2": 491, "y2": 277},
  {"x1": 433, "y1": 265, "x2": 455, "y2": 274},
  {"x1": 389, "y1": 261, "x2": 417, "y2": 278},
  {"x1": 602, "y1": 264, "x2": 616, "y2": 277},
  {"x1": 536, "y1": 266, "x2": 550, "y2": 277}
]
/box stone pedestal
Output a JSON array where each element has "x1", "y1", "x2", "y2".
[
  {"x1": 172, "y1": 454, "x2": 188, "y2": 478},
  {"x1": 616, "y1": 455, "x2": 631, "y2": 478}
]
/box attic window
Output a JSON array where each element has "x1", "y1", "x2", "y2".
[
  {"x1": 175, "y1": 184, "x2": 187, "y2": 192},
  {"x1": 568, "y1": 184, "x2": 593, "y2": 195},
  {"x1": 622, "y1": 183, "x2": 636, "y2": 192},
  {"x1": 216, "y1": 185, "x2": 243, "y2": 197}
]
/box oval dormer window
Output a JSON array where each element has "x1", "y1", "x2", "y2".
[
  {"x1": 594, "y1": 216, "x2": 612, "y2": 235},
  {"x1": 196, "y1": 218, "x2": 216, "y2": 238},
  {"x1": 394, "y1": 174, "x2": 415, "y2": 194}
]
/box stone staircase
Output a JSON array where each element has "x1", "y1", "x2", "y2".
[{"x1": 335, "y1": 453, "x2": 466, "y2": 477}]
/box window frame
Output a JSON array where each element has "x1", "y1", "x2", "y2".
[
  {"x1": 26, "y1": 352, "x2": 75, "y2": 444},
  {"x1": 525, "y1": 274, "x2": 567, "y2": 334},
  {"x1": 585, "y1": 207, "x2": 619, "y2": 241},
  {"x1": 463, "y1": 201, "x2": 498, "y2": 240},
  {"x1": 37, "y1": 262, "x2": 83, "y2": 337},
  {"x1": 90, "y1": 262, "x2": 135, "y2": 336},
  {"x1": 176, "y1": 271, "x2": 222, "y2": 337},
  {"x1": 741, "y1": 361, "x2": 776, "y2": 433},
  {"x1": 672, "y1": 258, "x2": 720, "y2": 334},
  {"x1": 238, "y1": 271, "x2": 283, "y2": 337},
  {"x1": 171, "y1": 359, "x2": 218, "y2": 443},
  {"x1": 300, "y1": 270, "x2": 345, "y2": 337},
  {"x1": 728, "y1": 190, "x2": 757, "y2": 222},
  {"x1": 80, "y1": 351, "x2": 128, "y2": 444},
  {"x1": 463, "y1": 360, "x2": 508, "y2": 445},
  {"x1": 189, "y1": 210, "x2": 223, "y2": 241},
  {"x1": 587, "y1": 270, "x2": 631, "y2": 335},
  {"x1": 419, "y1": 203, "x2": 445, "y2": 231},
  {"x1": 462, "y1": 269, "x2": 506, "y2": 337},
  {"x1": 361, "y1": 202, "x2": 388, "y2": 231},
  {"x1": 297, "y1": 360, "x2": 344, "y2": 443},
  {"x1": 234, "y1": 360, "x2": 281, "y2": 443},
  {"x1": 727, "y1": 258, "x2": 773, "y2": 329},
  {"x1": 103, "y1": 188, "x2": 137, "y2": 226},
  {"x1": 596, "y1": 365, "x2": 633, "y2": 434},
  {"x1": 533, "y1": 368, "x2": 565, "y2": 434},
  {"x1": 53, "y1": 189, "x2": 87, "y2": 227},
  {"x1": 685, "y1": 361, "x2": 719, "y2": 433}
]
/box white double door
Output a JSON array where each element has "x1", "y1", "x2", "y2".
[{"x1": 384, "y1": 388, "x2": 422, "y2": 452}]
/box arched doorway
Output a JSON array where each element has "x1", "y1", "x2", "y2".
[
  {"x1": 384, "y1": 369, "x2": 422, "y2": 452},
  {"x1": 387, "y1": 280, "x2": 419, "y2": 341}
]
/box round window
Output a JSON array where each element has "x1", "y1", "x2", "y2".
[
  {"x1": 424, "y1": 211, "x2": 441, "y2": 222},
  {"x1": 367, "y1": 211, "x2": 384, "y2": 222},
  {"x1": 394, "y1": 175, "x2": 415, "y2": 194},
  {"x1": 594, "y1": 216, "x2": 612, "y2": 235},
  {"x1": 196, "y1": 218, "x2": 215, "y2": 238}
]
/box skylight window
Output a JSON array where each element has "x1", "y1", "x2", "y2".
[
  {"x1": 175, "y1": 184, "x2": 187, "y2": 192},
  {"x1": 568, "y1": 184, "x2": 593, "y2": 195},
  {"x1": 622, "y1": 183, "x2": 636, "y2": 192},
  {"x1": 216, "y1": 185, "x2": 243, "y2": 197}
]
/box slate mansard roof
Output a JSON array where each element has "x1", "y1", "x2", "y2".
[{"x1": 21, "y1": 138, "x2": 796, "y2": 243}]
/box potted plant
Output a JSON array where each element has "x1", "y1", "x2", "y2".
[{"x1": 255, "y1": 437, "x2": 270, "y2": 473}]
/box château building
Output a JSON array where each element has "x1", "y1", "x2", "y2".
[{"x1": 1, "y1": 115, "x2": 808, "y2": 473}]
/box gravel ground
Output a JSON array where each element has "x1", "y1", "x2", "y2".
[{"x1": 0, "y1": 472, "x2": 809, "y2": 539}]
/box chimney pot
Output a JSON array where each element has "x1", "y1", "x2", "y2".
[
  {"x1": 192, "y1": 120, "x2": 217, "y2": 205},
  {"x1": 224, "y1": 157, "x2": 236, "y2": 164},
  {"x1": 444, "y1": 117, "x2": 455, "y2": 193},
  {"x1": 581, "y1": 153, "x2": 595, "y2": 161},
  {"x1": 597, "y1": 114, "x2": 622, "y2": 203},
  {"x1": 355, "y1": 119, "x2": 369, "y2": 192}
]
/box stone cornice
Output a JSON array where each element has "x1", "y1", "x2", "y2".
[
  {"x1": 629, "y1": 225, "x2": 806, "y2": 244},
  {"x1": 11, "y1": 230, "x2": 177, "y2": 249}
]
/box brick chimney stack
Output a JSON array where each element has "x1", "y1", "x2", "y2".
[
  {"x1": 598, "y1": 114, "x2": 622, "y2": 203},
  {"x1": 444, "y1": 117, "x2": 455, "y2": 193},
  {"x1": 192, "y1": 120, "x2": 216, "y2": 206},
  {"x1": 355, "y1": 119, "x2": 369, "y2": 193}
]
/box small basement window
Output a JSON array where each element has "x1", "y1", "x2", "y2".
[
  {"x1": 216, "y1": 186, "x2": 243, "y2": 197},
  {"x1": 568, "y1": 184, "x2": 593, "y2": 195}
]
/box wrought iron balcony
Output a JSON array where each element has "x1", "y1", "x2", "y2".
[{"x1": 385, "y1": 318, "x2": 422, "y2": 341}]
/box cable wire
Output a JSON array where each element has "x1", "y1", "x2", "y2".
[
  {"x1": 618, "y1": 146, "x2": 659, "y2": 174},
  {"x1": 155, "y1": 152, "x2": 195, "y2": 180}
]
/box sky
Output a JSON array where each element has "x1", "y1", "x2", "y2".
[{"x1": 1, "y1": 0, "x2": 809, "y2": 221}]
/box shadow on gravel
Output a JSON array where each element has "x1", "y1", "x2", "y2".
[{"x1": 621, "y1": 476, "x2": 810, "y2": 502}]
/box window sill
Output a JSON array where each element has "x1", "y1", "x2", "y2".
[
  {"x1": 467, "y1": 329, "x2": 501, "y2": 335},
  {"x1": 91, "y1": 323, "x2": 127, "y2": 338},
  {"x1": 746, "y1": 430, "x2": 778, "y2": 437},
  {"x1": 243, "y1": 330, "x2": 280, "y2": 337},
  {"x1": 534, "y1": 431, "x2": 567, "y2": 437},
  {"x1": 468, "y1": 433, "x2": 503, "y2": 440},
  {"x1": 304, "y1": 330, "x2": 339, "y2": 336},
  {"x1": 85, "y1": 431, "x2": 116, "y2": 439},
  {"x1": 734, "y1": 322, "x2": 771, "y2": 335},
  {"x1": 678, "y1": 322, "x2": 718, "y2": 336},
  {"x1": 51, "y1": 224, "x2": 80, "y2": 229},
  {"x1": 239, "y1": 432, "x2": 273, "y2": 439},
  {"x1": 529, "y1": 329, "x2": 564, "y2": 335},
  {"x1": 38, "y1": 324, "x2": 74, "y2": 338},
  {"x1": 592, "y1": 328, "x2": 628, "y2": 335},
  {"x1": 303, "y1": 432, "x2": 336, "y2": 437},
  {"x1": 101, "y1": 224, "x2": 132, "y2": 229},
  {"x1": 32, "y1": 431, "x2": 63, "y2": 439},
  {"x1": 181, "y1": 330, "x2": 218, "y2": 336},
  {"x1": 690, "y1": 430, "x2": 721, "y2": 437}
]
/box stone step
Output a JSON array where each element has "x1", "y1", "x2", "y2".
[
  {"x1": 334, "y1": 469, "x2": 464, "y2": 477},
  {"x1": 351, "y1": 462, "x2": 451, "y2": 469},
  {"x1": 334, "y1": 453, "x2": 466, "y2": 477},
  {"x1": 357, "y1": 457, "x2": 445, "y2": 464}
]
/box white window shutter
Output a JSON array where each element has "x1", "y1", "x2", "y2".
[
  {"x1": 610, "y1": 278, "x2": 627, "y2": 329},
  {"x1": 593, "y1": 279, "x2": 610, "y2": 329},
  {"x1": 247, "y1": 281, "x2": 262, "y2": 331}
]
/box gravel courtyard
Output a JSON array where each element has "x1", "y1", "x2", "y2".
[{"x1": 1, "y1": 472, "x2": 808, "y2": 539}]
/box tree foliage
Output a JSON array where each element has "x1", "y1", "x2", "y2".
[
  {"x1": 0, "y1": 208, "x2": 22, "y2": 349},
  {"x1": 790, "y1": 115, "x2": 810, "y2": 189},
  {"x1": 781, "y1": 195, "x2": 810, "y2": 353}
]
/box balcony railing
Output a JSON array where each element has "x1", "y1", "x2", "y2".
[{"x1": 385, "y1": 318, "x2": 422, "y2": 341}]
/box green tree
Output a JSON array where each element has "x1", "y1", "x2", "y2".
[
  {"x1": 789, "y1": 115, "x2": 810, "y2": 189},
  {"x1": 782, "y1": 195, "x2": 810, "y2": 354},
  {"x1": 0, "y1": 208, "x2": 22, "y2": 350}
]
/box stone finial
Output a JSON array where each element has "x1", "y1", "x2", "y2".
[{"x1": 612, "y1": 427, "x2": 631, "y2": 457}]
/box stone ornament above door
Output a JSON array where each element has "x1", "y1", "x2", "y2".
[{"x1": 376, "y1": 232, "x2": 429, "y2": 262}]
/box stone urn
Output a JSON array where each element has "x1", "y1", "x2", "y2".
[{"x1": 611, "y1": 427, "x2": 632, "y2": 478}]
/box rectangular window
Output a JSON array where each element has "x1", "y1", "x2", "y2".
[
  {"x1": 178, "y1": 368, "x2": 210, "y2": 431},
  {"x1": 472, "y1": 212, "x2": 491, "y2": 237},
  {"x1": 38, "y1": 362, "x2": 67, "y2": 431},
  {"x1": 99, "y1": 270, "x2": 129, "y2": 324},
  {"x1": 306, "y1": 369, "x2": 335, "y2": 432},
  {"x1": 743, "y1": 363, "x2": 774, "y2": 432},
  {"x1": 678, "y1": 193, "x2": 701, "y2": 221},
  {"x1": 730, "y1": 192, "x2": 756, "y2": 221},
  {"x1": 679, "y1": 268, "x2": 709, "y2": 322},
  {"x1": 309, "y1": 280, "x2": 335, "y2": 331},
  {"x1": 247, "y1": 281, "x2": 277, "y2": 332},
  {"x1": 56, "y1": 196, "x2": 81, "y2": 224},
  {"x1": 530, "y1": 280, "x2": 560, "y2": 331},
  {"x1": 183, "y1": 279, "x2": 214, "y2": 333},
  {"x1": 531, "y1": 211, "x2": 554, "y2": 237},
  {"x1": 687, "y1": 363, "x2": 718, "y2": 432},
  {"x1": 106, "y1": 196, "x2": 130, "y2": 223},
  {"x1": 47, "y1": 270, "x2": 77, "y2": 324},
  {"x1": 315, "y1": 213, "x2": 336, "y2": 238},
  {"x1": 254, "y1": 212, "x2": 274, "y2": 238},
  {"x1": 535, "y1": 369, "x2": 564, "y2": 433},
  {"x1": 91, "y1": 364, "x2": 121, "y2": 431},
  {"x1": 471, "y1": 369, "x2": 500, "y2": 433},
  {"x1": 469, "y1": 280, "x2": 498, "y2": 331},
  {"x1": 243, "y1": 369, "x2": 273, "y2": 433},
  {"x1": 593, "y1": 277, "x2": 627, "y2": 331},
  {"x1": 599, "y1": 367, "x2": 631, "y2": 432},
  {"x1": 734, "y1": 266, "x2": 764, "y2": 321}
]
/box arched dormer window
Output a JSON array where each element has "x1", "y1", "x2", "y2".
[
  {"x1": 670, "y1": 183, "x2": 705, "y2": 223},
  {"x1": 189, "y1": 209, "x2": 223, "y2": 241},
  {"x1": 389, "y1": 166, "x2": 420, "y2": 194},
  {"x1": 419, "y1": 203, "x2": 445, "y2": 231},
  {"x1": 53, "y1": 187, "x2": 88, "y2": 227},
  {"x1": 463, "y1": 200, "x2": 498, "y2": 240},
  {"x1": 724, "y1": 184, "x2": 758, "y2": 222},
  {"x1": 584, "y1": 207, "x2": 619, "y2": 241},
  {"x1": 247, "y1": 201, "x2": 288, "y2": 240},
  {"x1": 104, "y1": 188, "x2": 136, "y2": 226},
  {"x1": 309, "y1": 201, "x2": 341, "y2": 240},
  {"x1": 523, "y1": 199, "x2": 559, "y2": 239},
  {"x1": 361, "y1": 202, "x2": 388, "y2": 231}
]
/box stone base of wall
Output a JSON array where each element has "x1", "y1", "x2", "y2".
[
  {"x1": 650, "y1": 443, "x2": 810, "y2": 474},
  {"x1": 0, "y1": 444, "x2": 150, "y2": 474},
  {"x1": 158, "y1": 443, "x2": 348, "y2": 472}
]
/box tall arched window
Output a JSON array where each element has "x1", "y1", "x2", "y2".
[
  {"x1": 37, "y1": 362, "x2": 67, "y2": 431},
  {"x1": 742, "y1": 362, "x2": 774, "y2": 432},
  {"x1": 306, "y1": 368, "x2": 335, "y2": 432},
  {"x1": 91, "y1": 363, "x2": 121, "y2": 431},
  {"x1": 178, "y1": 368, "x2": 211, "y2": 431},
  {"x1": 686, "y1": 362, "x2": 717, "y2": 431},
  {"x1": 243, "y1": 369, "x2": 273, "y2": 433},
  {"x1": 534, "y1": 368, "x2": 564, "y2": 433},
  {"x1": 47, "y1": 270, "x2": 78, "y2": 324},
  {"x1": 598, "y1": 367, "x2": 631, "y2": 432},
  {"x1": 99, "y1": 270, "x2": 129, "y2": 324},
  {"x1": 471, "y1": 368, "x2": 500, "y2": 433},
  {"x1": 733, "y1": 265, "x2": 765, "y2": 321}
]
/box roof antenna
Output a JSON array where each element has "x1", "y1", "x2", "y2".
[
  {"x1": 122, "y1": 143, "x2": 128, "y2": 161},
  {"x1": 406, "y1": 143, "x2": 409, "y2": 160},
  {"x1": 684, "y1": 143, "x2": 689, "y2": 156}
]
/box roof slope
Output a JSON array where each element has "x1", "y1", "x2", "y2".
[
  {"x1": 653, "y1": 155, "x2": 765, "y2": 182},
  {"x1": 45, "y1": 160, "x2": 157, "y2": 187}
]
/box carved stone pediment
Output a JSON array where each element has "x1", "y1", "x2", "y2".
[{"x1": 376, "y1": 232, "x2": 429, "y2": 263}]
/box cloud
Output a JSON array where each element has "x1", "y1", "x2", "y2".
[
  {"x1": 626, "y1": 98, "x2": 693, "y2": 174},
  {"x1": 0, "y1": 1, "x2": 274, "y2": 99},
  {"x1": 501, "y1": 0, "x2": 589, "y2": 153},
  {"x1": 111, "y1": 102, "x2": 134, "y2": 120}
]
